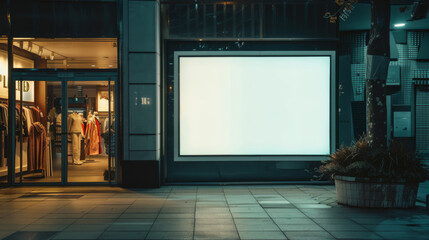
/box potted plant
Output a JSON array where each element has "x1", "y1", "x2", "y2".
[{"x1": 319, "y1": 135, "x2": 428, "y2": 208}]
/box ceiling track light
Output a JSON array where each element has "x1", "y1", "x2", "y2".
[
  {"x1": 38, "y1": 46, "x2": 43, "y2": 56},
  {"x1": 27, "y1": 41, "x2": 32, "y2": 52}
]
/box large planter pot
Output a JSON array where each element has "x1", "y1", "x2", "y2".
[{"x1": 334, "y1": 176, "x2": 419, "y2": 208}]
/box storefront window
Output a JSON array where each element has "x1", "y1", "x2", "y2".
[
  {"x1": 10, "y1": 38, "x2": 118, "y2": 184},
  {"x1": 0, "y1": 37, "x2": 8, "y2": 183},
  {"x1": 15, "y1": 80, "x2": 62, "y2": 183},
  {"x1": 67, "y1": 80, "x2": 116, "y2": 183}
]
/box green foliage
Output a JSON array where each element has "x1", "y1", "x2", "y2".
[{"x1": 319, "y1": 135, "x2": 428, "y2": 182}]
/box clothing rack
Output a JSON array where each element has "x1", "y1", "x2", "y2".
[
  {"x1": 18, "y1": 103, "x2": 46, "y2": 180},
  {"x1": 0, "y1": 99, "x2": 47, "y2": 180},
  {"x1": 0, "y1": 101, "x2": 7, "y2": 171}
]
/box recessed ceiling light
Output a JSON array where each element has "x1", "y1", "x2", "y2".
[
  {"x1": 91, "y1": 64, "x2": 96, "y2": 67},
  {"x1": 394, "y1": 23, "x2": 406, "y2": 27}
]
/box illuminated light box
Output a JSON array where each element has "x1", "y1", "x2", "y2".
[
  {"x1": 174, "y1": 51, "x2": 335, "y2": 161},
  {"x1": 0, "y1": 50, "x2": 35, "y2": 102}
]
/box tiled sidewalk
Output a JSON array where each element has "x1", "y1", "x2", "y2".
[{"x1": 0, "y1": 185, "x2": 428, "y2": 240}]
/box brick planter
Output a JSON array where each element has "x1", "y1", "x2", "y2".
[{"x1": 334, "y1": 176, "x2": 419, "y2": 208}]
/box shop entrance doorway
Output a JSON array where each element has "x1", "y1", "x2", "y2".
[{"x1": 11, "y1": 69, "x2": 118, "y2": 185}]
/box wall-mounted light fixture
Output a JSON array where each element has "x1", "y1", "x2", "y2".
[
  {"x1": 50, "y1": 52, "x2": 55, "y2": 60},
  {"x1": 394, "y1": 23, "x2": 406, "y2": 28}
]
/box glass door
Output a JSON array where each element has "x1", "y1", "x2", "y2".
[
  {"x1": 12, "y1": 69, "x2": 117, "y2": 185},
  {"x1": 15, "y1": 79, "x2": 63, "y2": 183},
  {"x1": 67, "y1": 80, "x2": 116, "y2": 183},
  {"x1": 0, "y1": 37, "x2": 10, "y2": 185}
]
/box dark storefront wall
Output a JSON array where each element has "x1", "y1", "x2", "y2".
[
  {"x1": 161, "y1": 1, "x2": 339, "y2": 183},
  {"x1": 0, "y1": 0, "x2": 6, "y2": 35},
  {"x1": 9, "y1": 0, "x2": 118, "y2": 38}
]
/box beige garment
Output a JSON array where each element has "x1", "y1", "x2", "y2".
[
  {"x1": 68, "y1": 113, "x2": 83, "y2": 163},
  {"x1": 56, "y1": 113, "x2": 62, "y2": 125},
  {"x1": 71, "y1": 133, "x2": 81, "y2": 164},
  {"x1": 47, "y1": 107, "x2": 56, "y2": 122},
  {"x1": 23, "y1": 107, "x2": 33, "y2": 134},
  {"x1": 68, "y1": 112, "x2": 83, "y2": 135}
]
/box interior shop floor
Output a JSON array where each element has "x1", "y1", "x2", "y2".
[
  {"x1": 0, "y1": 184, "x2": 428, "y2": 240},
  {"x1": 68, "y1": 154, "x2": 111, "y2": 183},
  {"x1": 18, "y1": 154, "x2": 111, "y2": 183}
]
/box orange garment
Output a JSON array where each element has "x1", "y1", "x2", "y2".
[
  {"x1": 95, "y1": 119, "x2": 102, "y2": 154},
  {"x1": 84, "y1": 120, "x2": 100, "y2": 155},
  {"x1": 28, "y1": 122, "x2": 47, "y2": 171}
]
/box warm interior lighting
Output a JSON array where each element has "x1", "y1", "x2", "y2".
[
  {"x1": 12, "y1": 38, "x2": 118, "y2": 69},
  {"x1": 27, "y1": 41, "x2": 32, "y2": 52},
  {"x1": 38, "y1": 46, "x2": 43, "y2": 56}
]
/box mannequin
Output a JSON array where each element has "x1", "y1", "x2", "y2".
[{"x1": 68, "y1": 112, "x2": 84, "y2": 165}]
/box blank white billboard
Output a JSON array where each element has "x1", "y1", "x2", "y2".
[{"x1": 178, "y1": 54, "x2": 332, "y2": 156}]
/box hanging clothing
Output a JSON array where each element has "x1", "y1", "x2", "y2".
[
  {"x1": 0, "y1": 104, "x2": 8, "y2": 135},
  {"x1": 0, "y1": 104, "x2": 8, "y2": 163},
  {"x1": 84, "y1": 116, "x2": 100, "y2": 156},
  {"x1": 23, "y1": 107, "x2": 34, "y2": 134},
  {"x1": 28, "y1": 122, "x2": 47, "y2": 171},
  {"x1": 30, "y1": 106, "x2": 42, "y2": 123},
  {"x1": 15, "y1": 106, "x2": 28, "y2": 137},
  {"x1": 95, "y1": 118, "x2": 102, "y2": 154},
  {"x1": 56, "y1": 113, "x2": 62, "y2": 126},
  {"x1": 47, "y1": 107, "x2": 56, "y2": 122},
  {"x1": 103, "y1": 118, "x2": 108, "y2": 133},
  {"x1": 101, "y1": 118, "x2": 115, "y2": 155}
]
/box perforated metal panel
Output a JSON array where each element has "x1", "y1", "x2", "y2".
[
  {"x1": 416, "y1": 90, "x2": 429, "y2": 155},
  {"x1": 348, "y1": 32, "x2": 366, "y2": 101},
  {"x1": 342, "y1": 31, "x2": 429, "y2": 105},
  {"x1": 342, "y1": 31, "x2": 429, "y2": 150}
]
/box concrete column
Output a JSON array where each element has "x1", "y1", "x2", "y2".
[{"x1": 121, "y1": 0, "x2": 160, "y2": 187}]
